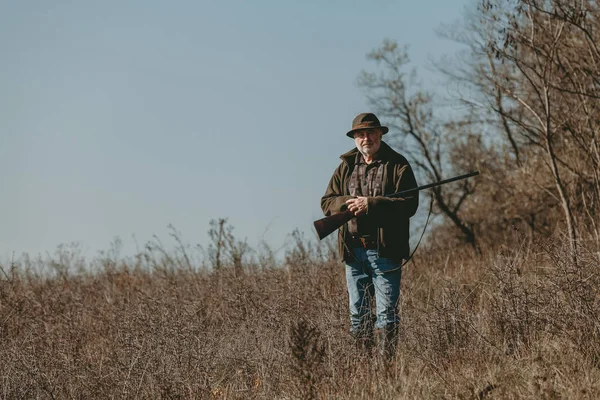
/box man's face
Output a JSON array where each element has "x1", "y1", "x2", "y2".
[{"x1": 353, "y1": 129, "x2": 383, "y2": 157}]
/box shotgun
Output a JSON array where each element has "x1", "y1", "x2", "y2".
[{"x1": 314, "y1": 170, "x2": 480, "y2": 240}]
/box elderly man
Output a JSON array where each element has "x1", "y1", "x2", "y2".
[{"x1": 320, "y1": 112, "x2": 419, "y2": 358}]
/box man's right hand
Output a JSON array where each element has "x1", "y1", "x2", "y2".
[{"x1": 345, "y1": 197, "x2": 368, "y2": 216}]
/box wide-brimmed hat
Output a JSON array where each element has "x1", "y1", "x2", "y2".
[{"x1": 346, "y1": 113, "x2": 389, "y2": 138}]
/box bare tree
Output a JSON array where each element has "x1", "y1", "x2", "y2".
[
  {"x1": 431, "y1": 0, "x2": 600, "y2": 254},
  {"x1": 359, "y1": 40, "x2": 479, "y2": 247},
  {"x1": 473, "y1": 0, "x2": 600, "y2": 260}
]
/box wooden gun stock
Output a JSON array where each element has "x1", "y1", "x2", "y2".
[
  {"x1": 313, "y1": 171, "x2": 479, "y2": 240},
  {"x1": 313, "y1": 209, "x2": 355, "y2": 240}
]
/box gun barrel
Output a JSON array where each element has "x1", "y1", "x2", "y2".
[
  {"x1": 388, "y1": 170, "x2": 480, "y2": 198},
  {"x1": 314, "y1": 170, "x2": 479, "y2": 240}
]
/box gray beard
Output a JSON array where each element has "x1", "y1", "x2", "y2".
[{"x1": 359, "y1": 144, "x2": 379, "y2": 158}]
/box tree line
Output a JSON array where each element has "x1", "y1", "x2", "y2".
[{"x1": 359, "y1": 0, "x2": 599, "y2": 259}]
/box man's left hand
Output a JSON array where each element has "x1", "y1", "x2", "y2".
[{"x1": 346, "y1": 197, "x2": 368, "y2": 216}]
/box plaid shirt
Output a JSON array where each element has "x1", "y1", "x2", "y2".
[{"x1": 347, "y1": 153, "x2": 384, "y2": 237}]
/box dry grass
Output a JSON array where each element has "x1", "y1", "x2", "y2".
[{"x1": 1, "y1": 234, "x2": 599, "y2": 399}]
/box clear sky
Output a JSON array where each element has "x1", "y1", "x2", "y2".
[{"x1": 1, "y1": 0, "x2": 473, "y2": 262}]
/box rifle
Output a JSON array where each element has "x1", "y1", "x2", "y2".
[{"x1": 314, "y1": 171, "x2": 480, "y2": 240}]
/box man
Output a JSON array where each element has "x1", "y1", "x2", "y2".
[{"x1": 320, "y1": 112, "x2": 419, "y2": 358}]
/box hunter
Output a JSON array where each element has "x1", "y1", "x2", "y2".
[{"x1": 320, "y1": 112, "x2": 419, "y2": 358}]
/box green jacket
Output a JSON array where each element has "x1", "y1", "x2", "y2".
[{"x1": 320, "y1": 141, "x2": 419, "y2": 263}]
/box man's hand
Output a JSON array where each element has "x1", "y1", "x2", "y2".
[{"x1": 345, "y1": 196, "x2": 368, "y2": 216}]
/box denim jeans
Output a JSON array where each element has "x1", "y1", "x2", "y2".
[{"x1": 345, "y1": 247, "x2": 402, "y2": 336}]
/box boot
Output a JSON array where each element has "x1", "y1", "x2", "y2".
[
  {"x1": 376, "y1": 324, "x2": 398, "y2": 360},
  {"x1": 351, "y1": 329, "x2": 374, "y2": 353}
]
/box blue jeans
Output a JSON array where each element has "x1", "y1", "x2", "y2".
[{"x1": 345, "y1": 247, "x2": 402, "y2": 335}]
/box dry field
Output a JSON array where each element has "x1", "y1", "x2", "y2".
[{"x1": 1, "y1": 235, "x2": 599, "y2": 399}]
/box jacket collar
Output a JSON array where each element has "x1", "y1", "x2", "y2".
[{"x1": 340, "y1": 141, "x2": 402, "y2": 166}]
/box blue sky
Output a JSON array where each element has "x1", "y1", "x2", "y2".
[{"x1": 1, "y1": 0, "x2": 473, "y2": 262}]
